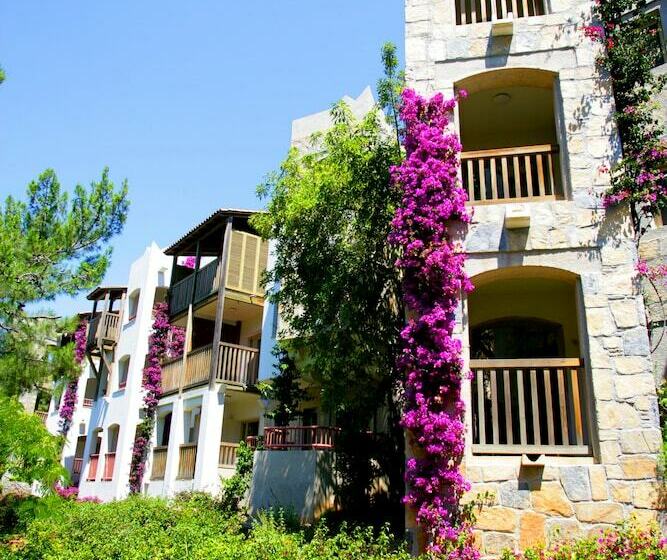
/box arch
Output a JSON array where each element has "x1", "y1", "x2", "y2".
[
  {"x1": 128, "y1": 289, "x2": 141, "y2": 321},
  {"x1": 455, "y1": 67, "x2": 557, "y2": 96},
  {"x1": 107, "y1": 424, "x2": 120, "y2": 453},
  {"x1": 117, "y1": 355, "x2": 130, "y2": 389}
]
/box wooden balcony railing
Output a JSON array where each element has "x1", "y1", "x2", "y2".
[
  {"x1": 151, "y1": 446, "x2": 168, "y2": 480},
  {"x1": 183, "y1": 344, "x2": 212, "y2": 387},
  {"x1": 177, "y1": 443, "x2": 197, "y2": 479},
  {"x1": 461, "y1": 144, "x2": 559, "y2": 205},
  {"x1": 161, "y1": 357, "x2": 182, "y2": 394},
  {"x1": 34, "y1": 411, "x2": 48, "y2": 423},
  {"x1": 470, "y1": 358, "x2": 590, "y2": 456},
  {"x1": 102, "y1": 452, "x2": 116, "y2": 480},
  {"x1": 87, "y1": 312, "x2": 121, "y2": 347},
  {"x1": 83, "y1": 398, "x2": 94, "y2": 408},
  {"x1": 216, "y1": 342, "x2": 259, "y2": 385},
  {"x1": 193, "y1": 259, "x2": 221, "y2": 302},
  {"x1": 245, "y1": 435, "x2": 258, "y2": 449},
  {"x1": 73, "y1": 457, "x2": 83, "y2": 476},
  {"x1": 87, "y1": 454, "x2": 99, "y2": 481},
  {"x1": 264, "y1": 426, "x2": 340, "y2": 450},
  {"x1": 456, "y1": 0, "x2": 546, "y2": 25},
  {"x1": 219, "y1": 442, "x2": 240, "y2": 467}
]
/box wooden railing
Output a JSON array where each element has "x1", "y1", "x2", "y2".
[
  {"x1": 161, "y1": 357, "x2": 183, "y2": 394},
  {"x1": 177, "y1": 443, "x2": 197, "y2": 479},
  {"x1": 73, "y1": 458, "x2": 83, "y2": 475},
  {"x1": 34, "y1": 411, "x2": 48, "y2": 423},
  {"x1": 83, "y1": 398, "x2": 94, "y2": 408},
  {"x1": 193, "y1": 259, "x2": 221, "y2": 302},
  {"x1": 217, "y1": 342, "x2": 259, "y2": 385},
  {"x1": 470, "y1": 358, "x2": 590, "y2": 456},
  {"x1": 151, "y1": 446, "x2": 168, "y2": 480},
  {"x1": 183, "y1": 344, "x2": 212, "y2": 387},
  {"x1": 87, "y1": 312, "x2": 121, "y2": 347},
  {"x1": 456, "y1": 0, "x2": 546, "y2": 25},
  {"x1": 219, "y1": 442, "x2": 240, "y2": 467},
  {"x1": 169, "y1": 273, "x2": 196, "y2": 316},
  {"x1": 264, "y1": 426, "x2": 340, "y2": 450},
  {"x1": 169, "y1": 259, "x2": 221, "y2": 316},
  {"x1": 245, "y1": 435, "x2": 258, "y2": 449},
  {"x1": 461, "y1": 145, "x2": 559, "y2": 205},
  {"x1": 102, "y1": 452, "x2": 116, "y2": 480},
  {"x1": 87, "y1": 454, "x2": 99, "y2": 481}
]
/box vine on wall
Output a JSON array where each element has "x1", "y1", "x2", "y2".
[
  {"x1": 58, "y1": 321, "x2": 87, "y2": 436},
  {"x1": 389, "y1": 89, "x2": 476, "y2": 557},
  {"x1": 128, "y1": 303, "x2": 183, "y2": 493}
]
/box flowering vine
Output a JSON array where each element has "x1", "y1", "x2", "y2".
[
  {"x1": 128, "y1": 303, "x2": 183, "y2": 493},
  {"x1": 58, "y1": 321, "x2": 87, "y2": 436},
  {"x1": 389, "y1": 89, "x2": 476, "y2": 557}
]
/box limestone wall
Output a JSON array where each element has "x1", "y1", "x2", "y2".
[{"x1": 406, "y1": 0, "x2": 664, "y2": 554}]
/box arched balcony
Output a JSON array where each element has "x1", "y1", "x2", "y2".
[
  {"x1": 457, "y1": 69, "x2": 564, "y2": 206},
  {"x1": 467, "y1": 267, "x2": 592, "y2": 457}
]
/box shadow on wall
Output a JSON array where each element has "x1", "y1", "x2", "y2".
[{"x1": 247, "y1": 450, "x2": 339, "y2": 522}]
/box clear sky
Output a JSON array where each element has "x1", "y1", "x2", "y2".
[{"x1": 0, "y1": 1, "x2": 405, "y2": 316}]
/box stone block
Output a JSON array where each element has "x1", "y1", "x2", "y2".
[
  {"x1": 631, "y1": 508, "x2": 659, "y2": 524},
  {"x1": 520, "y1": 512, "x2": 546, "y2": 550},
  {"x1": 586, "y1": 308, "x2": 616, "y2": 337},
  {"x1": 499, "y1": 480, "x2": 531, "y2": 509},
  {"x1": 597, "y1": 402, "x2": 641, "y2": 430},
  {"x1": 483, "y1": 532, "x2": 517, "y2": 555},
  {"x1": 614, "y1": 357, "x2": 649, "y2": 375},
  {"x1": 619, "y1": 455, "x2": 657, "y2": 479},
  {"x1": 609, "y1": 300, "x2": 639, "y2": 328},
  {"x1": 620, "y1": 430, "x2": 661, "y2": 454},
  {"x1": 592, "y1": 371, "x2": 614, "y2": 400},
  {"x1": 560, "y1": 466, "x2": 592, "y2": 502},
  {"x1": 483, "y1": 465, "x2": 518, "y2": 482},
  {"x1": 609, "y1": 480, "x2": 632, "y2": 503},
  {"x1": 622, "y1": 328, "x2": 651, "y2": 357},
  {"x1": 531, "y1": 482, "x2": 574, "y2": 517},
  {"x1": 599, "y1": 440, "x2": 621, "y2": 463},
  {"x1": 546, "y1": 518, "x2": 582, "y2": 542},
  {"x1": 615, "y1": 374, "x2": 657, "y2": 400},
  {"x1": 476, "y1": 506, "x2": 519, "y2": 533},
  {"x1": 462, "y1": 483, "x2": 499, "y2": 506},
  {"x1": 632, "y1": 481, "x2": 661, "y2": 509},
  {"x1": 589, "y1": 466, "x2": 608, "y2": 501},
  {"x1": 575, "y1": 502, "x2": 624, "y2": 524},
  {"x1": 466, "y1": 465, "x2": 483, "y2": 483}
]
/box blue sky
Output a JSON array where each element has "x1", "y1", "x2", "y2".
[{"x1": 0, "y1": 1, "x2": 404, "y2": 316}]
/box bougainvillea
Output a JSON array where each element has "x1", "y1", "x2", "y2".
[
  {"x1": 58, "y1": 321, "x2": 87, "y2": 436},
  {"x1": 128, "y1": 303, "x2": 182, "y2": 493},
  {"x1": 584, "y1": 1, "x2": 666, "y2": 236},
  {"x1": 389, "y1": 89, "x2": 476, "y2": 557}
]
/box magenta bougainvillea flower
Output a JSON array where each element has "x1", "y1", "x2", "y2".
[
  {"x1": 390, "y1": 89, "x2": 477, "y2": 558},
  {"x1": 59, "y1": 321, "x2": 87, "y2": 436}
]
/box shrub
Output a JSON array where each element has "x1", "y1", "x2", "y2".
[{"x1": 501, "y1": 521, "x2": 666, "y2": 560}]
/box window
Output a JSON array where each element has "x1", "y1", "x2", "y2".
[
  {"x1": 128, "y1": 289, "x2": 140, "y2": 322},
  {"x1": 117, "y1": 356, "x2": 130, "y2": 390}
]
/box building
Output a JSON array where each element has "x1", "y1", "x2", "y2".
[{"x1": 405, "y1": 0, "x2": 664, "y2": 553}]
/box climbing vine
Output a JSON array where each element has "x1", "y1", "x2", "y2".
[
  {"x1": 58, "y1": 321, "x2": 87, "y2": 436},
  {"x1": 389, "y1": 89, "x2": 476, "y2": 557},
  {"x1": 128, "y1": 303, "x2": 183, "y2": 493}
]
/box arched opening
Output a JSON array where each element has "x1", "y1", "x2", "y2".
[
  {"x1": 117, "y1": 355, "x2": 130, "y2": 390},
  {"x1": 83, "y1": 377, "x2": 97, "y2": 407},
  {"x1": 103, "y1": 424, "x2": 120, "y2": 481},
  {"x1": 456, "y1": 69, "x2": 563, "y2": 204},
  {"x1": 467, "y1": 266, "x2": 591, "y2": 456},
  {"x1": 128, "y1": 289, "x2": 140, "y2": 322},
  {"x1": 87, "y1": 429, "x2": 103, "y2": 481}
]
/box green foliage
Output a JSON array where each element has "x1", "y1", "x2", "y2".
[
  {"x1": 219, "y1": 442, "x2": 254, "y2": 513},
  {"x1": 1, "y1": 494, "x2": 413, "y2": 560},
  {"x1": 658, "y1": 381, "x2": 667, "y2": 470},
  {"x1": 377, "y1": 42, "x2": 405, "y2": 148},
  {"x1": 501, "y1": 520, "x2": 665, "y2": 560},
  {"x1": 0, "y1": 168, "x2": 128, "y2": 396},
  {"x1": 251, "y1": 46, "x2": 405, "y2": 520},
  {"x1": 0, "y1": 397, "x2": 65, "y2": 489},
  {"x1": 260, "y1": 347, "x2": 307, "y2": 427}
]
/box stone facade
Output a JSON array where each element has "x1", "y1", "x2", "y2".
[{"x1": 406, "y1": 0, "x2": 664, "y2": 555}]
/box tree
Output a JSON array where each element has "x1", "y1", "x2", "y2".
[
  {"x1": 0, "y1": 168, "x2": 129, "y2": 396},
  {"x1": 251, "y1": 43, "x2": 405, "y2": 523}
]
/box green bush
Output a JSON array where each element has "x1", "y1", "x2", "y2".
[
  {"x1": 501, "y1": 521, "x2": 666, "y2": 560},
  {"x1": 1, "y1": 495, "x2": 413, "y2": 560}
]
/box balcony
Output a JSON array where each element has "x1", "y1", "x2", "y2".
[
  {"x1": 263, "y1": 426, "x2": 340, "y2": 451},
  {"x1": 461, "y1": 144, "x2": 560, "y2": 205},
  {"x1": 150, "y1": 446, "x2": 168, "y2": 480},
  {"x1": 177, "y1": 443, "x2": 197, "y2": 479},
  {"x1": 470, "y1": 358, "x2": 590, "y2": 456},
  {"x1": 102, "y1": 452, "x2": 116, "y2": 481},
  {"x1": 456, "y1": 0, "x2": 546, "y2": 25},
  {"x1": 160, "y1": 341, "x2": 260, "y2": 395},
  {"x1": 168, "y1": 230, "x2": 269, "y2": 317},
  {"x1": 86, "y1": 311, "x2": 121, "y2": 349},
  {"x1": 34, "y1": 411, "x2": 47, "y2": 423}
]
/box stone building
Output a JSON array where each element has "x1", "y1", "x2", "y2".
[{"x1": 405, "y1": 0, "x2": 664, "y2": 554}]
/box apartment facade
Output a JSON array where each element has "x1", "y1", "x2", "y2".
[{"x1": 405, "y1": 0, "x2": 664, "y2": 553}]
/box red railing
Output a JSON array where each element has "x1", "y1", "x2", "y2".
[
  {"x1": 245, "y1": 435, "x2": 258, "y2": 449},
  {"x1": 263, "y1": 426, "x2": 340, "y2": 450},
  {"x1": 87, "y1": 454, "x2": 99, "y2": 481},
  {"x1": 102, "y1": 452, "x2": 116, "y2": 481},
  {"x1": 83, "y1": 398, "x2": 94, "y2": 408},
  {"x1": 73, "y1": 457, "x2": 83, "y2": 475}
]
